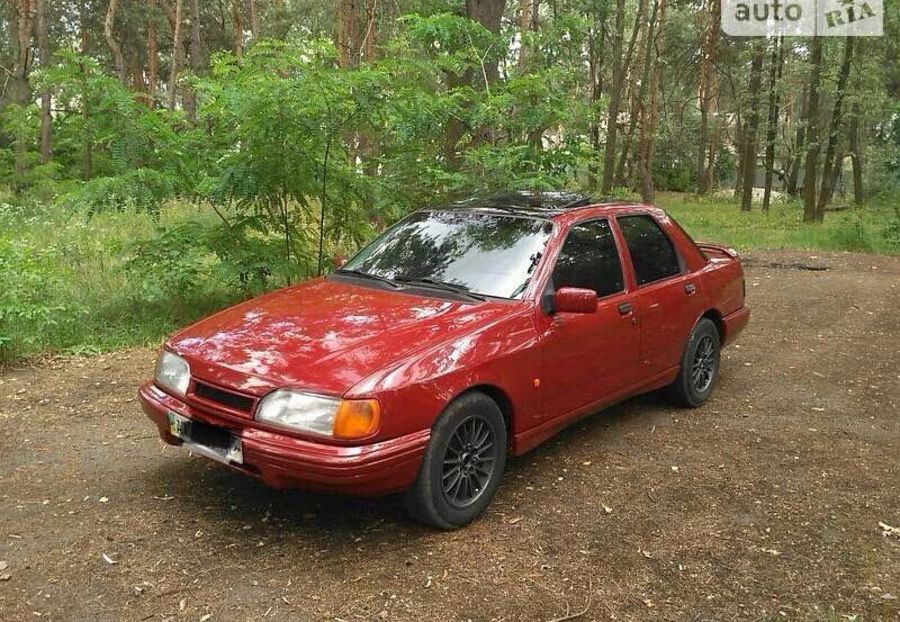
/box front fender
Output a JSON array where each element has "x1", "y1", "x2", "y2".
[{"x1": 347, "y1": 307, "x2": 542, "y2": 442}]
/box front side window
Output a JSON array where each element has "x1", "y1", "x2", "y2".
[
  {"x1": 618, "y1": 214, "x2": 681, "y2": 285},
  {"x1": 551, "y1": 220, "x2": 624, "y2": 298},
  {"x1": 341, "y1": 211, "x2": 553, "y2": 299}
]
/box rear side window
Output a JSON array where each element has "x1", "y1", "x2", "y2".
[
  {"x1": 618, "y1": 215, "x2": 682, "y2": 285},
  {"x1": 552, "y1": 220, "x2": 624, "y2": 297}
]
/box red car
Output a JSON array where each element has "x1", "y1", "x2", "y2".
[{"x1": 139, "y1": 193, "x2": 750, "y2": 528}]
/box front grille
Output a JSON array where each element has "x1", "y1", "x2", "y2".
[{"x1": 192, "y1": 381, "x2": 255, "y2": 414}]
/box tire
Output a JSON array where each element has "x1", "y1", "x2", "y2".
[
  {"x1": 667, "y1": 317, "x2": 721, "y2": 408},
  {"x1": 405, "y1": 392, "x2": 507, "y2": 530}
]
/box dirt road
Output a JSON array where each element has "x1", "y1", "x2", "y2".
[{"x1": 1, "y1": 250, "x2": 898, "y2": 621}]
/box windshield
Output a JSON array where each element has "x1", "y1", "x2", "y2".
[{"x1": 341, "y1": 210, "x2": 554, "y2": 299}]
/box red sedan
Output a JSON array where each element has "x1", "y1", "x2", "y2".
[{"x1": 139, "y1": 193, "x2": 750, "y2": 529}]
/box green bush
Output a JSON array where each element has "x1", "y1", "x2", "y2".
[{"x1": 0, "y1": 237, "x2": 68, "y2": 361}]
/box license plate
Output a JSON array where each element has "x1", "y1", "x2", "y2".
[{"x1": 167, "y1": 411, "x2": 243, "y2": 465}]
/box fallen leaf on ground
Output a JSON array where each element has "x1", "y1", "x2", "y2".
[{"x1": 879, "y1": 522, "x2": 900, "y2": 538}]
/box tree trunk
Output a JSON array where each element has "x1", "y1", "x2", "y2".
[
  {"x1": 762, "y1": 36, "x2": 784, "y2": 212},
  {"x1": 79, "y1": 0, "x2": 92, "y2": 180},
  {"x1": 816, "y1": 37, "x2": 853, "y2": 219},
  {"x1": 104, "y1": 0, "x2": 127, "y2": 83},
  {"x1": 464, "y1": 0, "x2": 504, "y2": 82},
  {"x1": 638, "y1": 0, "x2": 664, "y2": 202},
  {"x1": 516, "y1": 0, "x2": 532, "y2": 69},
  {"x1": 36, "y1": 0, "x2": 51, "y2": 164},
  {"x1": 849, "y1": 103, "x2": 864, "y2": 206},
  {"x1": 361, "y1": 0, "x2": 377, "y2": 63},
  {"x1": 147, "y1": 0, "x2": 158, "y2": 108},
  {"x1": 335, "y1": 0, "x2": 360, "y2": 69},
  {"x1": 586, "y1": 20, "x2": 605, "y2": 189},
  {"x1": 600, "y1": 0, "x2": 626, "y2": 193},
  {"x1": 802, "y1": 36, "x2": 823, "y2": 222},
  {"x1": 598, "y1": 0, "x2": 646, "y2": 192},
  {"x1": 786, "y1": 83, "x2": 807, "y2": 196},
  {"x1": 248, "y1": 0, "x2": 258, "y2": 38},
  {"x1": 702, "y1": 35, "x2": 722, "y2": 191},
  {"x1": 358, "y1": 0, "x2": 379, "y2": 190},
  {"x1": 514, "y1": 0, "x2": 541, "y2": 69},
  {"x1": 733, "y1": 118, "x2": 745, "y2": 199},
  {"x1": 167, "y1": 0, "x2": 184, "y2": 111},
  {"x1": 183, "y1": 0, "x2": 203, "y2": 122},
  {"x1": 443, "y1": 0, "x2": 505, "y2": 169},
  {"x1": 697, "y1": 0, "x2": 720, "y2": 195},
  {"x1": 615, "y1": 0, "x2": 652, "y2": 186},
  {"x1": 231, "y1": 0, "x2": 243, "y2": 58},
  {"x1": 12, "y1": 0, "x2": 37, "y2": 191},
  {"x1": 12, "y1": 0, "x2": 37, "y2": 106},
  {"x1": 740, "y1": 41, "x2": 765, "y2": 212}
]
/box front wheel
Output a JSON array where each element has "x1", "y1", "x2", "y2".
[
  {"x1": 404, "y1": 392, "x2": 507, "y2": 529},
  {"x1": 667, "y1": 317, "x2": 721, "y2": 408}
]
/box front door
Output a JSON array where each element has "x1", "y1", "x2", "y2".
[{"x1": 537, "y1": 219, "x2": 640, "y2": 420}]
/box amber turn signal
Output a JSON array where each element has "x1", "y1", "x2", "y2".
[{"x1": 332, "y1": 399, "x2": 380, "y2": 439}]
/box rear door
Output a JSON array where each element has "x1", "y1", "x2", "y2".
[
  {"x1": 615, "y1": 213, "x2": 703, "y2": 379},
  {"x1": 537, "y1": 219, "x2": 640, "y2": 419}
]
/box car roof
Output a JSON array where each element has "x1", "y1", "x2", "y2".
[{"x1": 434, "y1": 191, "x2": 654, "y2": 220}]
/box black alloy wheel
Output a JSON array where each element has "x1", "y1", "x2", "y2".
[
  {"x1": 667, "y1": 317, "x2": 721, "y2": 407},
  {"x1": 441, "y1": 415, "x2": 497, "y2": 508},
  {"x1": 405, "y1": 392, "x2": 507, "y2": 529},
  {"x1": 691, "y1": 334, "x2": 717, "y2": 393}
]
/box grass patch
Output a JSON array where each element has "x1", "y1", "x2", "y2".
[
  {"x1": 0, "y1": 200, "x2": 243, "y2": 365},
  {"x1": 657, "y1": 192, "x2": 900, "y2": 255},
  {"x1": 1, "y1": 192, "x2": 898, "y2": 365}
]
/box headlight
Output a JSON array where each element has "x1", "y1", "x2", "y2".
[
  {"x1": 154, "y1": 350, "x2": 190, "y2": 396},
  {"x1": 256, "y1": 390, "x2": 380, "y2": 439}
]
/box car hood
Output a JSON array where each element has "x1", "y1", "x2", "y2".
[{"x1": 168, "y1": 278, "x2": 519, "y2": 396}]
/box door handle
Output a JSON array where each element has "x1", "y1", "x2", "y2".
[
  {"x1": 684, "y1": 283, "x2": 697, "y2": 295},
  {"x1": 617, "y1": 302, "x2": 632, "y2": 315}
]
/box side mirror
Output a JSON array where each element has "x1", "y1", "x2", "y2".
[
  {"x1": 553, "y1": 287, "x2": 598, "y2": 314},
  {"x1": 333, "y1": 253, "x2": 347, "y2": 269}
]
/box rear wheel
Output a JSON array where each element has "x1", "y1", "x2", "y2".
[
  {"x1": 405, "y1": 392, "x2": 507, "y2": 529},
  {"x1": 667, "y1": 317, "x2": 721, "y2": 407}
]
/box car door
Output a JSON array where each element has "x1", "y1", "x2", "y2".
[
  {"x1": 537, "y1": 219, "x2": 640, "y2": 420},
  {"x1": 615, "y1": 213, "x2": 703, "y2": 380}
]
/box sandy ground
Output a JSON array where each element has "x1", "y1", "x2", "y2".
[{"x1": 0, "y1": 249, "x2": 898, "y2": 622}]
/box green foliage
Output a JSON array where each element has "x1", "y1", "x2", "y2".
[
  {"x1": 660, "y1": 192, "x2": 900, "y2": 255},
  {"x1": 0, "y1": 235, "x2": 67, "y2": 360},
  {"x1": 33, "y1": 51, "x2": 189, "y2": 214},
  {"x1": 882, "y1": 205, "x2": 900, "y2": 249},
  {"x1": 197, "y1": 40, "x2": 364, "y2": 270},
  {"x1": 64, "y1": 168, "x2": 178, "y2": 216},
  {"x1": 124, "y1": 222, "x2": 218, "y2": 309},
  {"x1": 2, "y1": 5, "x2": 899, "y2": 364},
  {"x1": 125, "y1": 217, "x2": 296, "y2": 306}
]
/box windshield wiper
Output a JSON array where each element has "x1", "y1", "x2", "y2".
[
  {"x1": 394, "y1": 275, "x2": 486, "y2": 301},
  {"x1": 333, "y1": 268, "x2": 401, "y2": 288}
]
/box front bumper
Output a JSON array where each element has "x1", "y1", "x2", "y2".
[{"x1": 138, "y1": 382, "x2": 429, "y2": 495}]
